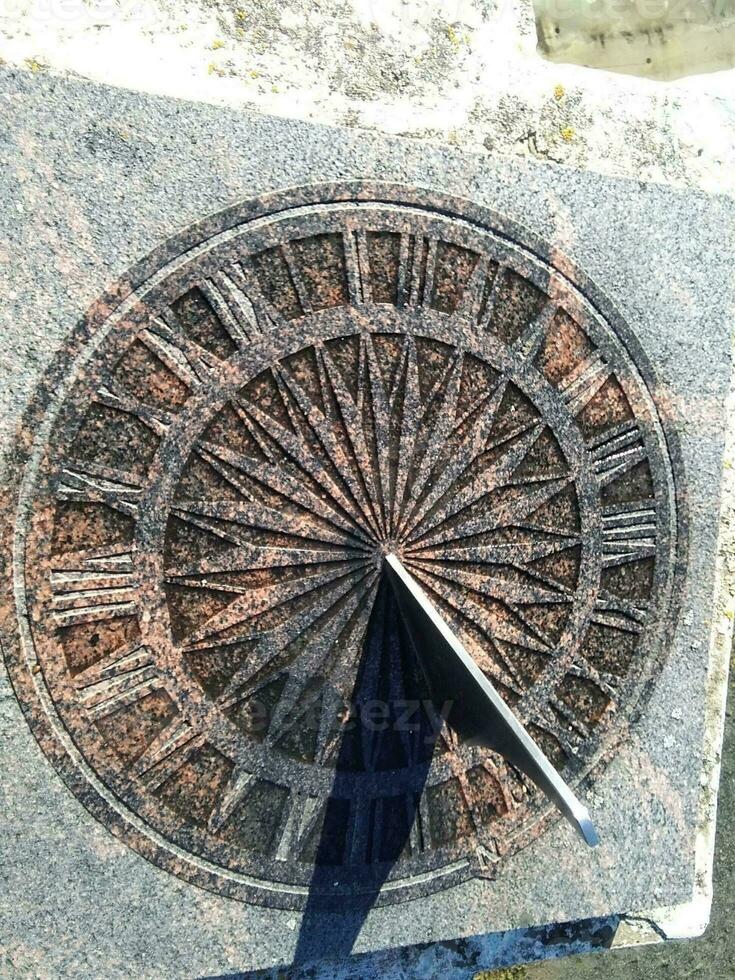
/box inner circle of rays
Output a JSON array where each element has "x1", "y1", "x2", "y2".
[{"x1": 163, "y1": 329, "x2": 582, "y2": 766}]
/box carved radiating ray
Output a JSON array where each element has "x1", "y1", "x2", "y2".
[
  {"x1": 410, "y1": 475, "x2": 572, "y2": 550},
  {"x1": 236, "y1": 387, "x2": 375, "y2": 538},
  {"x1": 393, "y1": 352, "x2": 466, "y2": 536},
  {"x1": 165, "y1": 543, "x2": 360, "y2": 580},
  {"x1": 405, "y1": 421, "x2": 546, "y2": 543},
  {"x1": 172, "y1": 498, "x2": 366, "y2": 550},
  {"x1": 413, "y1": 530, "x2": 581, "y2": 567},
  {"x1": 403, "y1": 558, "x2": 570, "y2": 608},
  {"x1": 263, "y1": 570, "x2": 380, "y2": 743},
  {"x1": 272, "y1": 361, "x2": 383, "y2": 538},
  {"x1": 197, "y1": 439, "x2": 372, "y2": 544},
  {"x1": 215, "y1": 566, "x2": 378, "y2": 707},
  {"x1": 317, "y1": 342, "x2": 386, "y2": 536},
  {"x1": 408, "y1": 565, "x2": 552, "y2": 655},
  {"x1": 362, "y1": 333, "x2": 398, "y2": 534},
  {"x1": 402, "y1": 376, "x2": 510, "y2": 540},
  {"x1": 388, "y1": 337, "x2": 421, "y2": 537},
  {"x1": 170, "y1": 561, "x2": 371, "y2": 649}
]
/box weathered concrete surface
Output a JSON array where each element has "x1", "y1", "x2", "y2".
[
  {"x1": 536, "y1": 0, "x2": 735, "y2": 81},
  {"x1": 0, "y1": 0, "x2": 734, "y2": 194}
]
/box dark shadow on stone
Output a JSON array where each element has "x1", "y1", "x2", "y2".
[
  {"x1": 203, "y1": 913, "x2": 621, "y2": 979},
  {"x1": 289, "y1": 574, "x2": 443, "y2": 968}
]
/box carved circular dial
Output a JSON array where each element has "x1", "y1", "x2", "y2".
[{"x1": 1, "y1": 186, "x2": 683, "y2": 908}]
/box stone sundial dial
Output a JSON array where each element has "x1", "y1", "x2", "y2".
[{"x1": 0, "y1": 185, "x2": 685, "y2": 914}]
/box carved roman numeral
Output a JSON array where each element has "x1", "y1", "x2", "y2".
[
  {"x1": 233, "y1": 259, "x2": 290, "y2": 332},
  {"x1": 274, "y1": 791, "x2": 326, "y2": 861},
  {"x1": 199, "y1": 271, "x2": 258, "y2": 346},
  {"x1": 559, "y1": 352, "x2": 611, "y2": 416},
  {"x1": 141, "y1": 318, "x2": 221, "y2": 388},
  {"x1": 529, "y1": 705, "x2": 582, "y2": 758},
  {"x1": 343, "y1": 227, "x2": 372, "y2": 306},
  {"x1": 134, "y1": 715, "x2": 207, "y2": 791},
  {"x1": 280, "y1": 241, "x2": 314, "y2": 314},
  {"x1": 95, "y1": 384, "x2": 173, "y2": 438},
  {"x1": 592, "y1": 592, "x2": 648, "y2": 632},
  {"x1": 207, "y1": 765, "x2": 256, "y2": 834},
  {"x1": 397, "y1": 233, "x2": 438, "y2": 308},
  {"x1": 456, "y1": 255, "x2": 501, "y2": 325},
  {"x1": 512, "y1": 301, "x2": 558, "y2": 363},
  {"x1": 589, "y1": 421, "x2": 646, "y2": 485},
  {"x1": 56, "y1": 464, "x2": 143, "y2": 518},
  {"x1": 601, "y1": 503, "x2": 657, "y2": 567},
  {"x1": 474, "y1": 840, "x2": 502, "y2": 873},
  {"x1": 344, "y1": 795, "x2": 372, "y2": 864},
  {"x1": 569, "y1": 655, "x2": 624, "y2": 701},
  {"x1": 74, "y1": 643, "x2": 158, "y2": 719},
  {"x1": 50, "y1": 547, "x2": 139, "y2": 628},
  {"x1": 407, "y1": 794, "x2": 432, "y2": 857}
]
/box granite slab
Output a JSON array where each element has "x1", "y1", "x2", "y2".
[{"x1": 0, "y1": 65, "x2": 733, "y2": 977}]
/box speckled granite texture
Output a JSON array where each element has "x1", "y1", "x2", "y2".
[{"x1": 0, "y1": 66, "x2": 733, "y2": 977}]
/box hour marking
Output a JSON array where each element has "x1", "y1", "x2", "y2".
[
  {"x1": 207, "y1": 766, "x2": 256, "y2": 833},
  {"x1": 225, "y1": 259, "x2": 286, "y2": 333},
  {"x1": 274, "y1": 792, "x2": 325, "y2": 861},
  {"x1": 601, "y1": 503, "x2": 657, "y2": 567},
  {"x1": 280, "y1": 242, "x2": 313, "y2": 314},
  {"x1": 454, "y1": 254, "x2": 497, "y2": 324},
  {"x1": 135, "y1": 715, "x2": 206, "y2": 791},
  {"x1": 475, "y1": 264, "x2": 506, "y2": 329},
  {"x1": 95, "y1": 384, "x2": 173, "y2": 438},
  {"x1": 142, "y1": 318, "x2": 221, "y2": 388},
  {"x1": 407, "y1": 795, "x2": 432, "y2": 857},
  {"x1": 74, "y1": 643, "x2": 158, "y2": 719},
  {"x1": 512, "y1": 301, "x2": 557, "y2": 363},
  {"x1": 56, "y1": 465, "x2": 142, "y2": 518},
  {"x1": 200, "y1": 272, "x2": 256, "y2": 346},
  {"x1": 418, "y1": 237, "x2": 438, "y2": 308},
  {"x1": 568, "y1": 655, "x2": 623, "y2": 700},
  {"x1": 589, "y1": 422, "x2": 646, "y2": 485},
  {"x1": 559, "y1": 352, "x2": 611, "y2": 416},
  {"x1": 50, "y1": 548, "x2": 139, "y2": 627},
  {"x1": 592, "y1": 592, "x2": 648, "y2": 632},
  {"x1": 346, "y1": 796, "x2": 373, "y2": 864},
  {"x1": 397, "y1": 234, "x2": 438, "y2": 308},
  {"x1": 343, "y1": 227, "x2": 372, "y2": 306}
]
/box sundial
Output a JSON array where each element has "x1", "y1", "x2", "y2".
[
  {"x1": 1, "y1": 184, "x2": 684, "y2": 922},
  {"x1": 2, "y1": 172, "x2": 714, "y2": 975}
]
